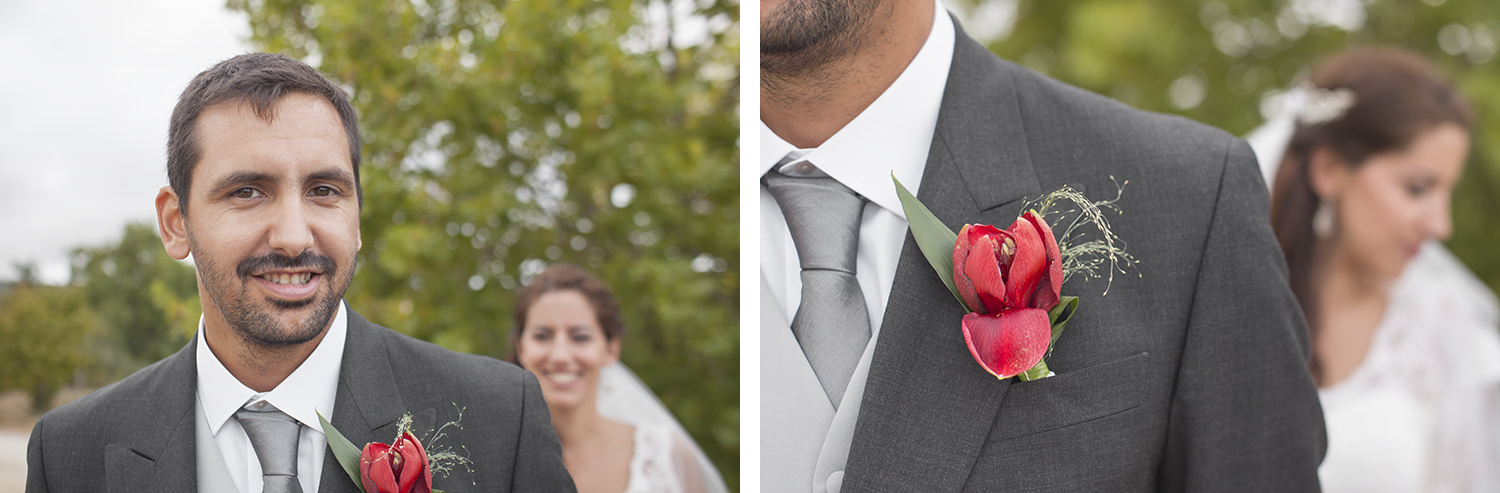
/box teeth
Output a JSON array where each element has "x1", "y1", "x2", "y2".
[
  {"x1": 264, "y1": 273, "x2": 313, "y2": 285},
  {"x1": 546, "y1": 372, "x2": 581, "y2": 384}
]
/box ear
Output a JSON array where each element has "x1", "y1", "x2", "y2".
[
  {"x1": 155, "y1": 186, "x2": 192, "y2": 260},
  {"x1": 1307, "y1": 146, "x2": 1352, "y2": 200}
]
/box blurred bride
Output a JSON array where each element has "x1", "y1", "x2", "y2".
[
  {"x1": 510, "y1": 263, "x2": 726, "y2": 493},
  {"x1": 1249, "y1": 48, "x2": 1500, "y2": 492}
]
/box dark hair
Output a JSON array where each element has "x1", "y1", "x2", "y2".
[
  {"x1": 167, "y1": 52, "x2": 362, "y2": 215},
  {"x1": 1269, "y1": 48, "x2": 1473, "y2": 383},
  {"x1": 510, "y1": 263, "x2": 626, "y2": 364}
]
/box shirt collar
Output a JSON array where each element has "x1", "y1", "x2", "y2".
[
  {"x1": 760, "y1": 0, "x2": 955, "y2": 220},
  {"x1": 196, "y1": 301, "x2": 348, "y2": 436}
]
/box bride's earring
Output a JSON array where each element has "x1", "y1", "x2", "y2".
[{"x1": 1313, "y1": 198, "x2": 1336, "y2": 239}]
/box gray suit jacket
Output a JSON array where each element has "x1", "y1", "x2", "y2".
[
  {"x1": 834, "y1": 24, "x2": 1327, "y2": 491},
  {"x1": 26, "y1": 310, "x2": 575, "y2": 492}
]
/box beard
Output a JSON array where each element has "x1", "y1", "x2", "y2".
[
  {"x1": 762, "y1": 0, "x2": 881, "y2": 77},
  {"x1": 192, "y1": 237, "x2": 353, "y2": 348}
]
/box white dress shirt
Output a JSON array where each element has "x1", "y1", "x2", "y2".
[
  {"x1": 761, "y1": 6, "x2": 953, "y2": 491},
  {"x1": 760, "y1": 0, "x2": 954, "y2": 340},
  {"x1": 195, "y1": 301, "x2": 349, "y2": 493}
]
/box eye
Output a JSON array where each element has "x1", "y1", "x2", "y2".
[
  {"x1": 570, "y1": 330, "x2": 593, "y2": 343},
  {"x1": 1405, "y1": 182, "x2": 1431, "y2": 197},
  {"x1": 230, "y1": 187, "x2": 264, "y2": 199},
  {"x1": 529, "y1": 328, "x2": 553, "y2": 341},
  {"x1": 310, "y1": 185, "x2": 339, "y2": 197}
]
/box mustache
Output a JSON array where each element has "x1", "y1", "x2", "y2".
[{"x1": 236, "y1": 251, "x2": 337, "y2": 279}]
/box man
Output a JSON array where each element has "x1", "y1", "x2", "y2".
[
  {"x1": 27, "y1": 53, "x2": 575, "y2": 492},
  {"x1": 761, "y1": 0, "x2": 1326, "y2": 491}
]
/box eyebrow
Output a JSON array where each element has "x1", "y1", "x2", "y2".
[
  {"x1": 208, "y1": 171, "x2": 278, "y2": 196},
  {"x1": 207, "y1": 168, "x2": 357, "y2": 196},
  {"x1": 307, "y1": 168, "x2": 357, "y2": 189}
]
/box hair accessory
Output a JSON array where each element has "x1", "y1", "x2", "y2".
[{"x1": 1296, "y1": 83, "x2": 1357, "y2": 126}]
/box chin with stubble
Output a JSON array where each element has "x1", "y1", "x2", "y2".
[{"x1": 762, "y1": 0, "x2": 882, "y2": 79}]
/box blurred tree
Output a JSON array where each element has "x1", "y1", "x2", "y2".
[
  {"x1": 0, "y1": 277, "x2": 94, "y2": 412},
  {"x1": 226, "y1": 0, "x2": 739, "y2": 486},
  {"x1": 949, "y1": 0, "x2": 1500, "y2": 291},
  {"x1": 69, "y1": 222, "x2": 200, "y2": 378}
]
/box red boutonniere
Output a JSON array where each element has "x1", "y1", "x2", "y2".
[
  {"x1": 893, "y1": 176, "x2": 1136, "y2": 381},
  {"x1": 318, "y1": 409, "x2": 473, "y2": 493},
  {"x1": 359, "y1": 430, "x2": 432, "y2": 493}
]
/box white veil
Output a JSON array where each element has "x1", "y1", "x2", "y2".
[
  {"x1": 597, "y1": 362, "x2": 730, "y2": 493},
  {"x1": 1244, "y1": 90, "x2": 1299, "y2": 188}
]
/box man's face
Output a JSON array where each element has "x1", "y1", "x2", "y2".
[
  {"x1": 761, "y1": 0, "x2": 880, "y2": 75},
  {"x1": 183, "y1": 93, "x2": 361, "y2": 347}
]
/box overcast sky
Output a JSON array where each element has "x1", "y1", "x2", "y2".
[{"x1": 0, "y1": 0, "x2": 251, "y2": 284}]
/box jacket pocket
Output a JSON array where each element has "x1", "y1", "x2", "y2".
[{"x1": 990, "y1": 351, "x2": 1150, "y2": 441}]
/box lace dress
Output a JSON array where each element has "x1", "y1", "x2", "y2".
[
  {"x1": 1317, "y1": 242, "x2": 1500, "y2": 492},
  {"x1": 622, "y1": 424, "x2": 694, "y2": 493},
  {"x1": 598, "y1": 363, "x2": 725, "y2": 493}
]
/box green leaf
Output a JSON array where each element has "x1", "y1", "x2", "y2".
[
  {"x1": 1048, "y1": 296, "x2": 1080, "y2": 346},
  {"x1": 318, "y1": 410, "x2": 367, "y2": 492},
  {"x1": 892, "y1": 175, "x2": 970, "y2": 312},
  {"x1": 1016, "y1": 358, "x2": 1051, "y2": 381}
]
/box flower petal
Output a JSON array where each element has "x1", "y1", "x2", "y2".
[
  {"x1": 961, "y1": 308, "x2": 1052, "y2": 379},
  {"x1": 953, "y1": 225, "x2": 984, "y2": 313},
  {"x1": 1023, "y1": 211, "x2": 1063, "y2": 311},
  {"x1": 1003, "y1": 217, "x2": 1046, "y2": 309},
  {"x1": 394, "y1": 432, "x2": 432, "y2": 493},
  {"x1": 962, "y1": 233, "x2": 1006, "y2": 313},
  {"x1": 360, "y1": 443, "x2": 399, "y2": 493}
]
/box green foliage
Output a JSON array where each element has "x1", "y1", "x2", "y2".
[
  {"x1": 955, "y1": 0, "x2": 1500, "y2": 293},
  {"x1": 70, "y1": 222, "x2": 200, "y2": 376},
  {"x1": 226, "y1": 0, "x2": 739, "y2": 486},
  {"x1": 893, "y1": 176, "x2": 965, "y2": 309},
  {"x1": 0, "y1": 282, "x2": 94, "y2": 412},
  {"x1": 317, "y1": 410, "x2": 367, "y2": 491}
]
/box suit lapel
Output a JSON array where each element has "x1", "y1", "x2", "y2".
[
  {"x1": 319, "y1": 311, "x2": 412, "y2": 493},
  {"x1": 842, "y1": 24, "x2": 1041, "y2": 492},
  {"x1": 105, "y1": 340, "x2": 199, "y2": 492}
]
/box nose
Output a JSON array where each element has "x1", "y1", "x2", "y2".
[
  {"x1": 267, "y1": 193, "x2": 316, "y2": 256},
  {"x1": 543, "y1": 336, "x2": 572, "y2": 363}
]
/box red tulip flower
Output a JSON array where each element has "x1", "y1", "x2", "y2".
[
  {"x1": 952, "y1": 211, "x2": 1063, "y2": 378},
  {"x1": 359, "y1": 432, "x2": 433, "y2": 493}
]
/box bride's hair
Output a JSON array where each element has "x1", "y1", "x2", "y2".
[
  {"x1": 508, "y1": 263, "x2": 626, "y2": 364},
  {"x1": 1269, "y1": 48, "x2": 1472, "y2": 383}
]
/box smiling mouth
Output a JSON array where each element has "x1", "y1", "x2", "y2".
[
  {"x1": 250, "y1": 270, "x2": 324, "y2": 306},
  {"x1": 543, "y1": 371, "x2": 583, "y2": 384},
  {"x1": 258, "y1": 272, "x2": 316, "y2": 285}
]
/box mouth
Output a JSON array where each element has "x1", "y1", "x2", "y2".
[
  {"x1": 258, "y1": 271, "x2": 315, "y2": 285},
  {"x1": 1402, "y1": 241, "x2": 1423, "y2": 259},
  {"x1": 541, "y1": 370, "x2": 583, "y2": 385},
  {"x1": 251, "y1": 270, "x2": 323, "y2": 301}
]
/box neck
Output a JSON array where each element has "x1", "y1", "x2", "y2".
[
  {"x1": 1319, "y1": 244, "x2": 1392, "y2": 310},
  {"x1": 202, "y1": 309, "x2": 330, "y2": 393},
  {"x1": 548, "y1": 400, "x2": 608, "y2": 448},
  {"x1": 761, "y1": 0, "x2": 935, "y2": 148}
]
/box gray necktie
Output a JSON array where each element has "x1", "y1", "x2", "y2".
[
  {"x1": 764, "y1": 167, "x2": 872, "y2": 408},
  {"x1": 234, "y1": 406, "x2": 305, "y2": 493}
]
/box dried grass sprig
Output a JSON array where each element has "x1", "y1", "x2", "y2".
[
  {"x1": 405, "y1": 405, "x2": 476, "y2": 480},
  {"x1": 1022, "y1": 177, "x2": 1139, "y2": 294}
]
